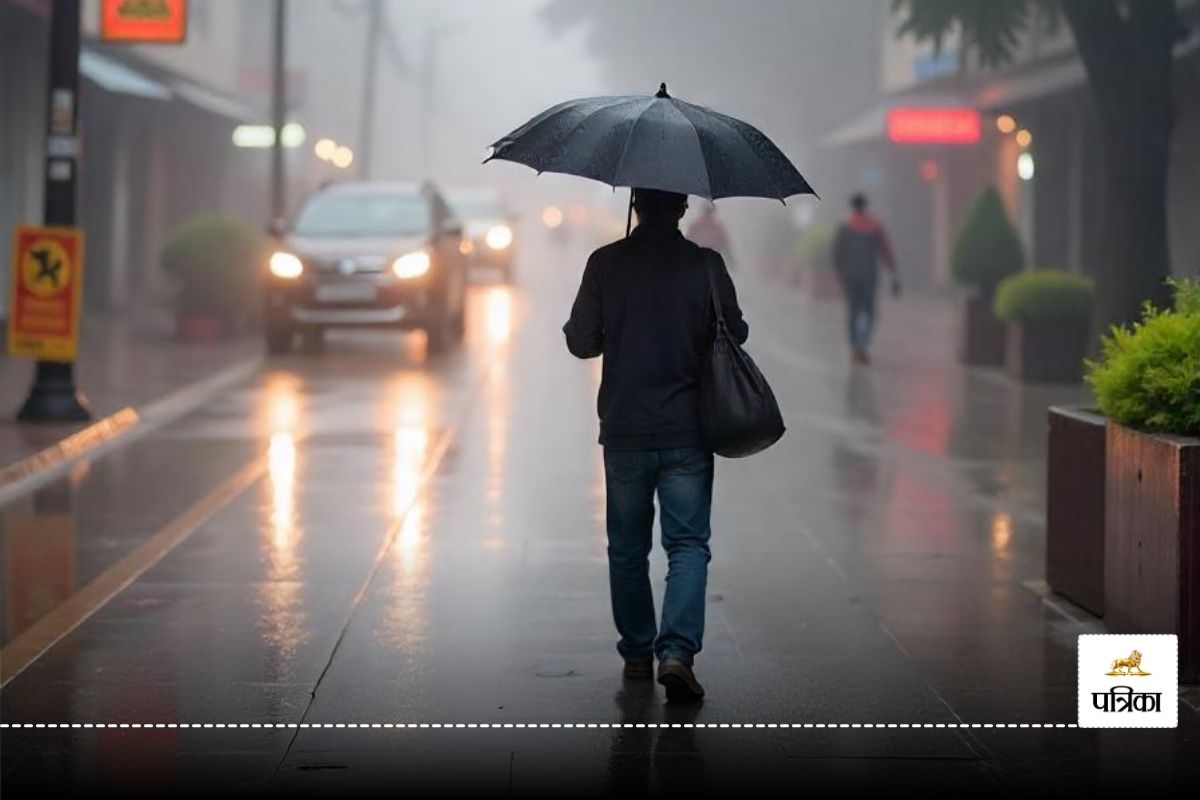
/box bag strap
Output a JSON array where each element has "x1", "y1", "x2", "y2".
[{"x1": 704, "y1": 251, "x2": 728, "y2": 331}]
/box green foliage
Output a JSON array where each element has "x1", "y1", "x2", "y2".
[
  {"x1": 891, "y1": 0, "x2": 1061, "y2": 68},
  {"x1": 161, "y1": 216, "x2": 264, "y2": 316},
  {"x1": 994, "y1": 269, "x2": 1093, "y2": 322},
  {"x1": 951, "y1": 186, "x2": 1024, "y2": 289},
  {"x1": 794, "y1": 222, "x2": 836, "y2": 271},
  {"x1": 1086, "y1": 279, "x2": 1200, "y2": 436}
]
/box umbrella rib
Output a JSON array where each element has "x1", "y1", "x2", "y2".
[
  {"x1": 677, "y1": 101, "x2": 786, "y2": 201},
  {"x1": 608, "y1": 98, "x2": 657, "y2": 189},
  {"x1": 670, "y1": 100, "x2": 713, "y2": 200},
  {"x1": 491, "y1": 96, "x2": 634, "y2": 164}
]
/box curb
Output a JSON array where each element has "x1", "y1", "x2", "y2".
[{"x1": 0, "y1": 355, "x2": 262, "y2": 506}]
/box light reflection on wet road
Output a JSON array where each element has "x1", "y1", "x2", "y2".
[{"x1": 1, "y1": 257, "x2": 1195, "y2": 793}]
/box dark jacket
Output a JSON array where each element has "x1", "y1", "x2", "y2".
[
  {"x1": 832, "y1": 211, "x2": 896, "y2": 291},
  {"x1": 563, "y1": 222, "x2": 749, "y2": 451}
]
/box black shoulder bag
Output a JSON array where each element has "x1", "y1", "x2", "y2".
[{"x1": 699, "y1": 255, "x2": 786, "y2": 458}]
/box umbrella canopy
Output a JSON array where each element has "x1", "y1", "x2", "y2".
[{"x1": 487, "y1": 84, "x2": 816, "y2": 202}]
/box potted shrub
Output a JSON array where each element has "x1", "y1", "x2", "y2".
[
  {"x1": 951, "y1": 186, "x2": 1024, "y2": 366},
  {"x1": 793, "y1": 222, "x2": 839, "y2": 300},
  {"x1": 161, "y1": 216, "x2": 264, "y2": 343},
  {"x1": 1087, "y1": 279, "x2": 1200, "y2": 681},
  {"x1": 995, "y1": 269, "x2": 1094, "y2": 383}
]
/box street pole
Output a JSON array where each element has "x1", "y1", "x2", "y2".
[
  {"x1": 270, "y1": 0, "x2": 287, "y2": 224},
  {"x1": 18, "y1": 0, "x2": 90, "y2": 422},
  {"x1": 358, "y1": 0, "x2": 383, "y2": 179}
]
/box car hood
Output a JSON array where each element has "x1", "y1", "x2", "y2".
[
  {"x1": 283, "y1": 234, "x2": 428, "y2": 260},
  {"x1": 464, "y1": 219, "x2": 509, "y2": 240}
]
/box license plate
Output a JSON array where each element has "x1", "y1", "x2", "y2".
[{"x1": 315, "y1": 283, "x2": 377, "y2": 303}]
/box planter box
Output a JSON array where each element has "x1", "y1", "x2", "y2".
[
  {"x1": 1046, "y1": 406, "x2": 1106, "y2": 615},
  {"x1": 959, "y1": 293, "x2": 1005, "y2": 366},
  {"x1": 1104, "y1": 422, "x2": 1200, "y2": 682},
  {"x1": 175, "y1": 314, "x2": 225, "y2": 344},
  {"x1": 1006, "y1": 318, "x2": 1089, "y2": 383},
  {"x1": 798, "y1": 263, "x2": 840, "y2": 301}
]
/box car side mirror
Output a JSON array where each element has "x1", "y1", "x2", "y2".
[{"x1": 267, "y1": 218, "x2": 288, "y2": 238}]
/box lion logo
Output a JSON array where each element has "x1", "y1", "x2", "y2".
[{"x1": 1106, "y1": 650, "x2": 1151, "y2": 676}]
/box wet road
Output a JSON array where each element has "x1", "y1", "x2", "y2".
[{"x1": 1, "y1": 250, "x2": 1196, "y2": 795}]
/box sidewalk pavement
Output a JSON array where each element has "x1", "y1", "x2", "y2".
[{"x1": 0, "y1": 311, "x2": 262, "y2": 479}]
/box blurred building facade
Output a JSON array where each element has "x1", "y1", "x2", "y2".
[
  {"x1": 818, "y1": 3, "x2": 1200, "y2": 291},
  {"x1": 0, "y1": 0, "x2": 275, "y2": 319}
]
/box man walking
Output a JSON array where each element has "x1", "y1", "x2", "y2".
[
  {"x1": 832, "y1": 193, "x2": 900, "y2": 365},
  {"x1": 563, "y1": 188, "x2": 748, "y2": 702}
]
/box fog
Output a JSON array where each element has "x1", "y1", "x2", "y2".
[{"x1": 287, "y1": 0, "x2": 885, "y2": 262}]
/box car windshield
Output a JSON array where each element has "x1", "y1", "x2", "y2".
[
  {"x1": 449, "y1": 196, "x2": 504, "y2": 221},
  {"x1": 292, "y1": 191, "x2": 431, "y2": 238}
]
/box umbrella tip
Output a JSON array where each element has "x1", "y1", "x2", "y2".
[{"x1": 656, "y1": 82, "x2": 669, "y2": 98}]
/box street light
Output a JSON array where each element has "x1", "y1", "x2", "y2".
[
  {"x1": 1017, "y1": 152, "x2": 1035, "y2": 181},
  {"x1": 331, "y1": 146, "x2": 354, "y2": 169},
  {"x1": 314, "y1": 138, "x2": 337, "y2": 160}
]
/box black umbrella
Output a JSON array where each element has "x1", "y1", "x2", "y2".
[{"x1": 487, "y1": 83, "x2": 816, "y2": 232}]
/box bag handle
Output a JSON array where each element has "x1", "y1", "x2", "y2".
[{"x1": 703, "y1": 251, "x2": 728, "y2": 332}]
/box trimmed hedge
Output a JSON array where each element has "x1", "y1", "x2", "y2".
[
  {"x1": 1087, "y1": 279, "x2": 1200, "y2": 436},
  {"x1": 952, "y1": 186, "x2": 1024, "y2": 290},
  {"x1": 161, "y1": 216, "x2": 264, "y2": 316},
  {"x1": 994, "y1": 269, "x2": 1094, "y2": 322}
]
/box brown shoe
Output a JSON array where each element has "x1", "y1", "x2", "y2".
[
  {"x1": 623, "y1": 658, "x2": 654, "y2": 680},
  {"x1": 656, "y1": 658, "x2": 705, "y2": 702}
]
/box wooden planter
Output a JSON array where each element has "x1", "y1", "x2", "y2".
[
  {"x1": 1006, "y1": 317, "x2": 1090, "y2": 383},
  {"x1": 1104, "y1": 422, "x2": 1200, "y2": 682},
  {"x1": 959, "y1": 292, "x2": 1005, "y2": 366},
  {"x1": 803, "y1": 264, "x2": 841, "y2": 301},
  {"x1": 1046, "y1": 407, "x2": 1106, "y2": 615},
  {"x1": 175, "y1": 314, "x2": 224, "y2": 344}
]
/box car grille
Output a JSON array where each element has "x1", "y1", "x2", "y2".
[{"x1": 310, "y1": 255, "x2": 389, "y2": 274}]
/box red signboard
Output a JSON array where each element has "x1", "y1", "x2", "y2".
[
  {"x1": 7, "y1": 225, "x2": 84, "y2": 362},
  {"x1": 887, "y1": 107, "x2": 980, "y2": 145},
  {"x1": 100, "y1": 0, "x2": 188, "y2": 44}
]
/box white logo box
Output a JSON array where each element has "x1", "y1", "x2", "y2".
[{"x1": 1078, "y1": 634, "x2": 1178, "y2": 728}]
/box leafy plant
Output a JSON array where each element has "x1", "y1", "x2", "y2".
[
  {"x1": 994, "y1": 269, "x2": 1093, "y2": 322},
  {"x1": 951, "y1": 186, "x2": 1024, "y2": 291},
  {"x1": 161, "y1": 216, "x2": 264, "y2": 317},
  {"x1": 1086, "y1": 279, "x2": 1200, "y2": 436},
  {"x1": 794, "y1": 222, "x2": 836, "y2": 271}
]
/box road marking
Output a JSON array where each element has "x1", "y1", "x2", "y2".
[
  {"x1": 0, "y1": 407, "x2": 140, "y2": 491},
  {"x1": 0, "y1": 456, "x2": 267, "y2": 687},
  {"x1": 0, "y1": 356, "x2": 261, "y2": 506}
]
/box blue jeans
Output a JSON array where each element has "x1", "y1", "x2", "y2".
[
  {"x1": 844, "y1": 282, "x2": 877, "y2": 351},
  {"x1": 603, "y1": 447, "x2": 714, "y2": 665}
]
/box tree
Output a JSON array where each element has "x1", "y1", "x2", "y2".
[{"x1": 893, "y1": 0, "x2": 1191, "y2": 331}]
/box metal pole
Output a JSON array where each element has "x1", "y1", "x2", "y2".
[
  {"x1": 358, "y1": 0, "x2": 382, "y2": 179},
  {"x1": 18, "y1": 0, "x2": 90, "y2": 422},
  {"x1": 269, "y1": 0, "x2": 287, "y2": 223}
]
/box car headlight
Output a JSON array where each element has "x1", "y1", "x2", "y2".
[
  {"x1": 269, "y1": 251, "x2": 304, "y2": 279},
  {"x1": 485, "y1": 224, "x2": 513, "y2": 251},
  {"x1": 392, "y1": 250, "x2": 431, "y2": 279}
]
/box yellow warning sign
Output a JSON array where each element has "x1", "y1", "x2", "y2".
[{"x1": 7, "y1": 225, "x2": 84, "y2": 362}]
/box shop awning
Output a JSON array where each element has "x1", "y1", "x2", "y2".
[
  {"x1": 819, "y1": 92, "x2": 971, "y2": 148},
  {"x1": 79, "y1": 48, "x2": 171, "y2": 100},
  {"x1": 169, "y1": 78, "x2": 259, "y2": 121}
]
